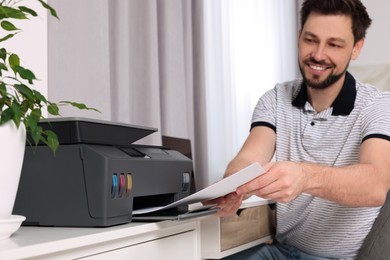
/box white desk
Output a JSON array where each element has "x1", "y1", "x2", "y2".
[
  {"x1": 0, "y1": 219, "x2": 201, "y2": 260},
  {"x1": 0, "y1": 198, "x2": 274, "y2": 260}
]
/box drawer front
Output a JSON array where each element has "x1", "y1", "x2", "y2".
[
  {"x1": 80, "y1": 230, "x2": 199, "y2": 260},
  {"x1": 220, "y1": 204, "x2": 275, "y2": 251}
]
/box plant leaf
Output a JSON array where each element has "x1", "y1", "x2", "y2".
[
  {"x1": 25, "y1": 112, "x2": 40, "y2": 133},
  {"x1": 18, "y1": 6, "x2": 38, "y2": 17},
  {"x1": 29, "y1": 125, "x2": 42, "y2": 145},
  {"x1": 20, "y1": 99, "x2": 30, "y2": 114},
  {"x1": 8, "y1": 53, "x2": 20, "y2": 74},
  {"x1": 15, "y1": 66, "x2": 37, "y2": 84},
  {"x1": 0, "y1": 6, "x2": 28, "y2": 20},
  {"x1": 0, "y1": 97, "x2": 6, "y2": 111},
  {"x1": 47, "y1": 102, "x2": 60, "y2": 115},
  {"x1": 37, "y1": 0, "x2": 59, "y2": 19},
  {"x1": 0, "y1": 62, "x2": 7, "y2": 70},
  {"x1": 0, "y1": 81, "x2": 6, "y2": 93},
  {"x1": 13, "y1": 84, "x2": 34, "y2": 100},
  {"x1": 60, "y1": 101, "x2": 101, "y2": 112},
  {"x1": 0, "y1": 107, "x2": 13, "y2": 125},
  {"x1": 0, "y1": 33, "x2": 16, "y2": 43},
  {"x1": 0, "y1": 48, "x2": 6, "y2": 61},
  {"x1": 0, "y1": 62, "x2": 7, "y2": 76},
  {"x1": 30, "y1": 108, "x2": 42, "y2": 122},
  {"x1": 33, "y1": 90, "x2": 48, "y2": 104},
  {"x1": 1, "y1": 20, "x2": 20, "y2": 31},
  {"x1": 45, "y1": 129, "x2": 59, "y2": 154},
  {"x1": 11, "y1": 102, "x2": 21, "y2": 126}
]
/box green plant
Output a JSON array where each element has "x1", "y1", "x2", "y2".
[{"x1": 0, "y1": 0, "x2": 98, "y2": 153}]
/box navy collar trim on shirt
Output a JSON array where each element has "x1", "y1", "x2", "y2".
[{"x1": 292, "y1": 71, "x2": 357, "y2": 116}]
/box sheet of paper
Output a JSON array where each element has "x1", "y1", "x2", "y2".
[{"x1": 132, "y1": 162, "x2": 265, "y2": 215}]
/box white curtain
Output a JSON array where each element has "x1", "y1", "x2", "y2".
[
  {"x1": 47, "y1": 0, "x2": 198, "y2": 145},
  {"x1": 108, "y1": 0, "x2": 197, "y2": 146},
  {"x1": 47, "y1": 0, "x2": 298, "y2": 190},
  {"x1": 48, "y1": 0, "x2": 209, "y2": 190},
  {"x1": 202, "y1": 0, "x2": 299, "y2": 186}
]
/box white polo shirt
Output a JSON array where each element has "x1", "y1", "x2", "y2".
[{"x1": 251, "y1": 72, "x2": 390, "y2": 258}]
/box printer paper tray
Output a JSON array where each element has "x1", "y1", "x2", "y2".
[{"x1": 132, "y1": 204, "x2": 218, "y2": 221}]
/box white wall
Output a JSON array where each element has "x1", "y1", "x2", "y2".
[
  {"x1": 2, "y1": 1, "x2": 48, "y2": 98},
  {"x1": 349, "y1": 0, "x2": 390, "y2": 91},
  {"x1": 47, "y1": 0, "x2": 112, "y2": 121},
  {"x1": 353, "y1": 0, "x2": 390, "y2": 66}
]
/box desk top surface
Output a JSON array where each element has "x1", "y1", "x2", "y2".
[
  {"x1": 0, "y1": 197, "x2": 272, "y2": 259},
  {"x1": 0, "y1": 219, "x2": 197, "y2": 259}
]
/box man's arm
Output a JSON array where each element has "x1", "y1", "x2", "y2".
[
  {"x1": 307, "y1": 137, "x2": 390, "y2": 206},
  {"x1": 209, "y1": 126, "x2": 276, "y2": 217},
  {"x1": 237, "y1": 137, "x2": 390, "y2": 207},
  {"x1": 225, "y1": 126, "x2": 276, "y2": 177}
]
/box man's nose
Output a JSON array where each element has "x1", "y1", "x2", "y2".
[{"x1": 311, "y1": 44, "x2": 327, "y2": 61}]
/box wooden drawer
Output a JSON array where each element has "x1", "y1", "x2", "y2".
[
  {"x1": 220, "y1": 204, "x2": 275, "y2": 251},
  {"x1": 201, "y1": 198, "x2": 275, "y2": 259}
]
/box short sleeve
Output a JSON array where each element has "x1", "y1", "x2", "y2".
[
  {"x1": 251, "y1": 87, "x2": 277, "y2": 131},
  {"x1": 361, "y1": 92, "x2": 390, "y2": 142}
]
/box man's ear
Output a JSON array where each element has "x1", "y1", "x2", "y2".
[{"x1": 352, "y1": 38, "x2": 365, "y2": 60}]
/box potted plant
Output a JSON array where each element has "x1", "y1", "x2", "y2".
[{"x1": 0, "y1": 0, "x2": 98, "y2": 238}]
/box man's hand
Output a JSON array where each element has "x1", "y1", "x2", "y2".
[
  {"x1": 237, "y1": 162, "x2": 308, "y2": 203},
  {"x1": 204, "y1": 192, "x2": 244, "y2": 217}
]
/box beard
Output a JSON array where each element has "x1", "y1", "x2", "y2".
[{"x1": 299, "y1": 57, "x2": 349, "y2": 90}]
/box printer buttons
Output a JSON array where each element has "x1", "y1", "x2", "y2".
[{"x1": 111, "y1": 174, "x2": 118, "y2": 199}]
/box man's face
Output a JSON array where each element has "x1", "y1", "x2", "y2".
[{"x1": 298, "y1": 13, "x2": 363, "y2": 90}]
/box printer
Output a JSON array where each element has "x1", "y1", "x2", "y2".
[{"x1": 12, "y1": 117, "x2": 194, "y2": 227}]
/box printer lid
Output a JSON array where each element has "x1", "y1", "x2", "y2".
[{"x1": 36, "y1": 117, "x2": 157, "y2": 146}]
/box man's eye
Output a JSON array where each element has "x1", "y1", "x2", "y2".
[
  {"x1": 304, "y1": 38, "x2": 316, "y2": 43},
  {"x1": 329, "y1": 43, "x2": 341, "y2": 48}
]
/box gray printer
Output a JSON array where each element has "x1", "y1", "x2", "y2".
[{"x1": 12, "y1": 117, "x2": 194, "y2": 227}]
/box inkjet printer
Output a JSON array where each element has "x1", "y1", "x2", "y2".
[{"x1": 12, "y1": 117, "x2": 197, "y2": 227}]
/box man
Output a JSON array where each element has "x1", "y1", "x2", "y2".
[{"x1": 213, "y1": 0, "x2": 390, "y2": 259}]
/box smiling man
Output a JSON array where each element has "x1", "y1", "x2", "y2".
[{"x1": 212, "y1": 0, "x2": 390, "y2": 259}]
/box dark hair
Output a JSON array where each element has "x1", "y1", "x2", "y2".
[{"x1": 300, "y1": 0, "x2": 372, "y2": 43}]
